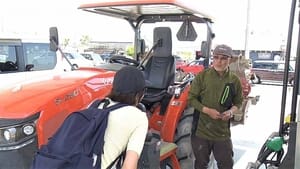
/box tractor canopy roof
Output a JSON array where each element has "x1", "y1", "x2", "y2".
[
  {"x1": 78, "y1": 0, "x2": 215, "y2": 62},
  {"x1": 78, "y1": 0, "x2": 214, "y2": 24}
]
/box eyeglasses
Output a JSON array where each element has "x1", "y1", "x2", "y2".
[{"x1": 213, "y1": 55, "x2": 229, "y2": 61}]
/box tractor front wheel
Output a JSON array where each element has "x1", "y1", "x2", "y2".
[{"x1": 174, "y1": 106, "x2": 195, "y2": 169}]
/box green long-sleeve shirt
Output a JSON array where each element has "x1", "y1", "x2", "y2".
[{"x1": 188, "y1": 67, "x2": 243, "y2": 140}]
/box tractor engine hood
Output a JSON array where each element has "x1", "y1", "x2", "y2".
[{"x1": 0, "y1": 69, "x2": 115, "y2": 119}]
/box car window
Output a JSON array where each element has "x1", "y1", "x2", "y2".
[
  {"x1": 0, "y1": 45, "x2": 18, "y2": 72},
  {"x1": 81, "y1": 53, "x2": 93, "y2": 60},
  {"x1": 253, "y1": 62, "x2": 274, "y2": 69},
  {"x1": 253, "y1": 61, "x2": 293, "y2": 71},
  {"x1": 23, "y1": 43, "x2": 57, "y2": 71},
  {"x1": 92, "y1": 53, "x2": 105, "y2": 63},
  {"x1": 277, "y1": 63, "x2": 285, "y2": 71},
  {"x1": 64, "y1": 53, "x2": 74, "y2": 59},
  {"x1": 73, "y1": 53, "x2": 86, "y2": 60}
]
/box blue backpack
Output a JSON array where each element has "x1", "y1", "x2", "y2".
[{"x1": 31, "y1": 99, "x2": 127, "y2": 169}]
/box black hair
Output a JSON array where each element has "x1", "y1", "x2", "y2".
[{"x1": 108, "y1": 89, "x2": 144, "y2": 105}]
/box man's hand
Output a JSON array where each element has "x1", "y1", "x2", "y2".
[
  {"x1": 221, "y1": 110, "x2": 233, "y2": 121},
  {"x1": 204, "y1": 107, "x2": 222, "y2": 119}
]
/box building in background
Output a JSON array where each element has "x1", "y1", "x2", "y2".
[{"x1": 84, "y1": 41, "x2": 132, "y2": 54}]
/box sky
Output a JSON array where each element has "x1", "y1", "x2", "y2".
[{"x1": 0, "y1": 0, "x2": 296, "y2": 51}]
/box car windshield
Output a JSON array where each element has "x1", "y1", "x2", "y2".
[
  {"x1": 81, "y1": 53, "x2": 93, "y2": 60},
  {"x1": 64, "y1": 52, "x2": 84, "y2": 60},
  {"x1": 73, "y1": 53, "x2": 85, "y2": 59},
  {"x1": 92, "y1": 53, "x2": 104, "y2": 62}
]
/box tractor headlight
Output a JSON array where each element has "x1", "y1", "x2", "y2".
[
  {"x1": 1, "y1": 122, "x2": 36, "y2": 145},
  {"x1": 3, "y1": 128, "x2": 16, "y2": 142},
  {"x1": 0, "y1": 113, "x2": 39, "y2": 148},
  {"x1": 23, "y1": 124, "x2": 35, "y2": 136}
]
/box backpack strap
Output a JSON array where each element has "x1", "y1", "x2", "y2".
[
  {"x1": 91, "y1": 102, "x2": 128, "y2": 157},
  {"x1": 88, "y1": 99, "x2": 110, "y2": 109},
  {"x1": 107, "y1": 150, "x2": 126, "y2": 169},
  {"x1": 91, "y1": 103, "x2": 128, "y2": 151}
]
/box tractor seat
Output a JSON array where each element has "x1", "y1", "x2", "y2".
[{"x1": 142, "y1": 27, "x2": 175, "y2": 104}]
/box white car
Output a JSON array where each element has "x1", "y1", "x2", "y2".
[
  {"x1": 0, "y1": 39, "x2": 70, "y2": 89},
  {"x1": 63, "y1": 52, "x2": 94, "y2": 68},
  {"x1": 80, "y1": 52, "x2": 105, "y2": 66}
]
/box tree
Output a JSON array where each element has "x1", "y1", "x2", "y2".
[
  {"x1": 62, "y1": 38, "x2": 70, "y2": 49},
  {"x1": 126, "y1": 45, "x2": 134, "y2": 57},
  {"x1": 80, "y1": 35, "x2": 91, "y2": 47}
]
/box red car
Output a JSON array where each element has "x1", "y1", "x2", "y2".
[
  {"x1": 174, "y1": 55, "x2": 186, "y2": 69},
  {"x1": 177, "y1": 59, "x2": 205, "y2": 75}
]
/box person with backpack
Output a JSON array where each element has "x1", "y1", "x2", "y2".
[
  {"x1": 188, "y1": 44, "x2": 243, "y2": 169},
  {"x1": 100, "y1": 66, "x2": 149, "y2": 169},
  {"x1": 30, "y1": 66, "x2": 148, "y2": 169}
]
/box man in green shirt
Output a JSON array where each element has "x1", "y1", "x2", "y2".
[{"x1": 188, "y1": 44, "x2": 243, "y2": 169}]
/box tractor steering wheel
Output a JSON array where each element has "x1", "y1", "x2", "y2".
[{"x1": 109, "y1": 55, "x2": 139, "y2": 67}]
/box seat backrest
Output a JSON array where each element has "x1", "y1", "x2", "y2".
[{"x1": 143, "y1": 27, "x2": 175, "y2": 89}]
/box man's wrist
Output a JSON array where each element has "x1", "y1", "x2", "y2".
[
  {"x1": 202, "y1": 106, "x2": 209, "y2": 114},
  {"x1": 228, "y1": 110, "x2": 233, "y2": 118}
]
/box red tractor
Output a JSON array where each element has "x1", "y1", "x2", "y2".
[
  {"x1": 78, "y1": 1, "x2": 215, "y2": 168},
  {"x1": 0, "y1": 1, "x2": 254, "y2": 169},
  {"x1": 79, "y1": 0, "x2": 257, "y2": 168}
]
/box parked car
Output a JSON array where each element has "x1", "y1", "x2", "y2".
[
  {"x1": 0, "y1": 39, "x2": 70, "y2": 88},
  {"x1": 177, "y1": 59, "x2": 205, "y2": 75},
  {"x1": 250, "y1": 60, "x2": 295, "y2": 84},
  {"x1": 174, "y1": 55, "x2": 186, "y2": 69},
  {"x1": 80, "y1": 52, "x2": 105, "y2": 66},
  {"x1": 63, "y1": 52, "x2": 94, "y2": 68},
  {"x1": 100, "y1": 52, "x2": 114, "y2": 62}
]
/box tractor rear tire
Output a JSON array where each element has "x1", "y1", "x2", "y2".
[{"x1": 174, "y1": 106, "x2": 195, "y2": 169}]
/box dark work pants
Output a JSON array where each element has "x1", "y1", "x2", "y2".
[{"x1": 192, "y1": 135, "x2": 234, "y2": 169}]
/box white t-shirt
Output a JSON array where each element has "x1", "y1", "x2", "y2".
[{"x1": 100, "y1": 100, "x2": 148, "y2": 168}]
